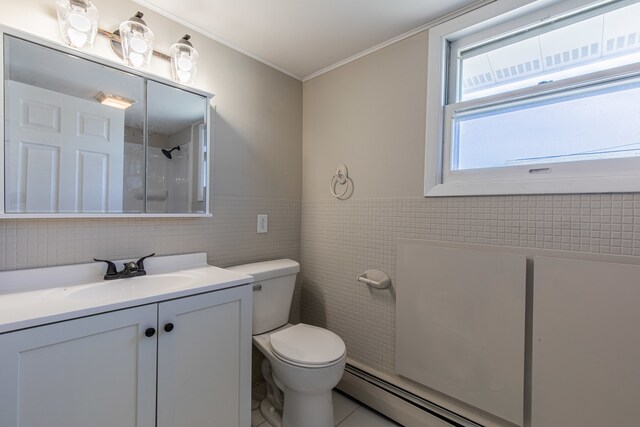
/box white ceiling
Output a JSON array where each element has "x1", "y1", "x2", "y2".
[{"x1": 133, "y1": 0, "x2": 479, "y2": 80}]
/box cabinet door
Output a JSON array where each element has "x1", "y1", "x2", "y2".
[
  {"x1": 0, "y1": 305, "x2": 158, "y2": 427},
  {"x1": 157, "y1": 286, "x2": 252, "y2": 427}
]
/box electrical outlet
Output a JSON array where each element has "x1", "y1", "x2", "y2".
[{"x1": 257, "y1": 214, "x2": 268, "y2": 233}]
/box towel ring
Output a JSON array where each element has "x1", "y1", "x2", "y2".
[{"x1": 330, "y1": 164, "x2": 353, "y2": 200}]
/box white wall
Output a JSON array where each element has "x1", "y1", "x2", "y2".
[
  {"x1": 303, "y1": 31, "x2": 428, "y2": 199},
  {"x1": 301, "y1": 26, "x2": 640, "y2": 427}
]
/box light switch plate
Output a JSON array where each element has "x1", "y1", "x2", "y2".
[{"x1": 257, "y1": 214, "x2": 268, "y2": 233}]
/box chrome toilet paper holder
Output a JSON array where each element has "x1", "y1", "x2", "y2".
[{"x1": 357, "y1": 269, "x2": 391, "y2": 289}]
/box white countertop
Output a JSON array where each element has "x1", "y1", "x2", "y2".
[{"x1": 0, "y1": 253, "x2": 253, "y2": 334}]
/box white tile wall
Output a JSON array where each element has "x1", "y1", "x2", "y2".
[
  {"x1": 300, "y1": 194, "x2": 640, "y2": 373},
  {"x1": 6, "y1": 191, "x2": 640, "y2": 378}
]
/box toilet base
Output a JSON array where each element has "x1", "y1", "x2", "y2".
[
  {"x1": 260, "y1": 398, "x2": 283, "y2": 427},
  {"x1": 258, "y1": 384, "x2": 335, "y2": 427},
  {"x1": 281, "y1": 387, "x2": 334, "y2": 427}
]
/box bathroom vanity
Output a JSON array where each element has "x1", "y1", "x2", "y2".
[{"x1": 0, "y1": 253, "x2": 252, "y2": 427}]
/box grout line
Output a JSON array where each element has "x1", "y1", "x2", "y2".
[
  {"x1": 333, "y1": 390, "x2": 361, "y2": 425},
  {"x1": 336, "y1": 402, "x2": 362, "y2": 426}
]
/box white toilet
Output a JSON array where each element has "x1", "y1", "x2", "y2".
[{"x1": 227, "y1": 259, "x2": 346, "y2": 427}]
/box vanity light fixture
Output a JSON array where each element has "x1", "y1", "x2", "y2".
[
  {"x1": 170, "y1": 35, "x2": 199, "y2": 84},
  {"x1": 94, "y1": 92, "x2": 136, "y2": 110},
  {"x1": 56, "y1": 0, "x2": 99, "y2": 48},
  {"x1": 118, "y1": 12, "x2": 154, "y2": 68},
  {"x1": 96, "y1": 13, "x2": 202, "y2": 81}
]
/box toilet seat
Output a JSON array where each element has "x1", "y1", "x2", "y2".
[{"x1": 269, "y1": 323, "x2": 345, "y2": 368}]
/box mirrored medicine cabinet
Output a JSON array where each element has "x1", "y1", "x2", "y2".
[{"x1": 1, "y1": 28, "x2": 212, "y2": 217}]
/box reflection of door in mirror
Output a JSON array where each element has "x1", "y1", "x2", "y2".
[
  {"x1": 4, "y1": 35, "x2": 145, "y2": 215},
  {"x1": 5, "y1": 82, "x2": 124, "y2": 213}
]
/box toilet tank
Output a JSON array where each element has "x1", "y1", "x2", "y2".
[{"x1": 226, "y1": 259, "x2": 299, "y2": 335}]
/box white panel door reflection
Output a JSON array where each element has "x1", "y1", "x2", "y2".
[{"x1": 6, "y1": 81, "x2": 124, "y2": 213}]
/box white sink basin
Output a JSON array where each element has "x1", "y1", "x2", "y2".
[
  {"x1": 67, "y1": 273, "x2": 197, "y2": 302},
  {"x1": 0, "y1": 253, "x2": 254, "y2": 333}
]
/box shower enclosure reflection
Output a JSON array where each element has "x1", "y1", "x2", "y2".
[
  {"x1": 144, "y1": 80, "x2": 207, "y2": 214},
  {"x1": 3, "y1": 34, "x2": 209, "y2": 215}
]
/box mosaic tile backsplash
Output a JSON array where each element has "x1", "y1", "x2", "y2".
[
  {"x1": 4, "y1": 191, "x2": 640, "y2": 376},
  {"x1": 0, "y1": 195, "x2": 301, "y2": 319},
  {"x1": 300, "y1": 194, "x2": 640, "y2": 374}
]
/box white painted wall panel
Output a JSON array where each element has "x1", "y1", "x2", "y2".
[
  {"x1": 532, "y1": 256, "x2": 640, "y2": 427},
  {"x1": 396, "y1": 241, "x2": 526, "y2": 425}
]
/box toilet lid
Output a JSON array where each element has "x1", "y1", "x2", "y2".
[{"x1": 270, "y1": 324, "x2": 345, "y2": 366}]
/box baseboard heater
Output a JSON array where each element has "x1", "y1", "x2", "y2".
[{"x1": 339, "y1": 364, "x2": 483, "y2": 427}]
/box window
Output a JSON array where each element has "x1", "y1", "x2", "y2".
[{"x1": 425, "y1": 0, "x2": 640, "y2": 196}]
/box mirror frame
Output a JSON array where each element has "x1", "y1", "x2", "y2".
[{"x1": 0, "y1": 25, "x2": 213, "y2": 218}]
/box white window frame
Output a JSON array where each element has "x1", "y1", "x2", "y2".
[{"x1": 425, "y1": 0, "x2": 640, "y2": 196}]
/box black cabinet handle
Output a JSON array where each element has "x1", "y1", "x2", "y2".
[
  {"x1": 164, "y1": 323, "x2": 174, "y2": 333},
  {"x1": 145, "y1": 327, "x2": 156, "y2": 337}
]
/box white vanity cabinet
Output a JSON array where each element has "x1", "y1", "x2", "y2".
[
  {"x1": 157, "y1": 286, "x2": 251, "y2": 427},
  {"x1": 0, "y1": 304, "x2": 158, "y2": 427},
  {"x1": 0, "y1": 284, "x2": 252, "y2": 427}
]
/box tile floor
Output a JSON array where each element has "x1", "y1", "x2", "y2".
[{"x1": 251, "y1": 389, "x2": 400, "y2": 427}]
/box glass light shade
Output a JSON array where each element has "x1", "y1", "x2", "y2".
[
  {"x1": 119, "y1": 13, "x2": 154, "y2": 68},
  {"x1": 170, "y1": 35, "x2": 199, "y2": 84},
  {"x1": 56, "y1": 0, "x2": 99, "y2": 48}
]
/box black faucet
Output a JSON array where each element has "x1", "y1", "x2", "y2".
[{"x1": 94, "y1": 253, "x2": 155, "y2": 280}]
